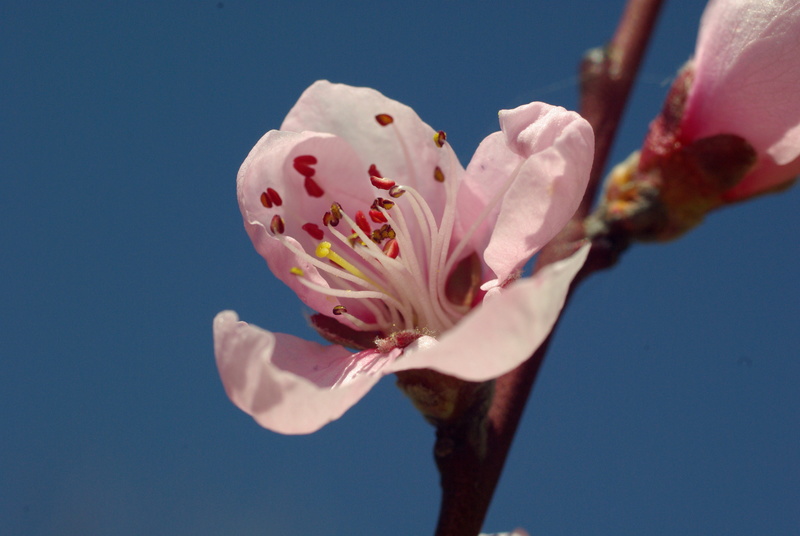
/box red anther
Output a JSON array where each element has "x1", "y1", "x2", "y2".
[
  {"x1": 433, "y1": 166, "x2": 445, "y2": 183},
  {"x1": 267, "y1": 187, "x2": 283, "y2": 206},
  {"x1": 270, "y1": 214, "x2": 285, "y2": 235},
  {"x1": 333, "y1": 305, "x2": 347, "y2": 316},
  {"x1": 293, "y1": 155, "x2": 318, "y2": 177},
  {"x1": 368, "y1": 164, "x2": 383, "y2": 178},
  {"x1": 260, "y1": 191, "x2": 273, "y2": 208},
  {"x1": 375, "y1": 113, "x2": 394, "y2": 126},
  {"x1": 354, "y1": 210, "x2": 371, "y2": 236},
  {"x1": 382, "y1": 238, "x2": 399, "y2": 258},
  {"x1": 302, "y1": 222, "x2": 324, "y2": 240},
  {"x1": 304, "y1": 176, "x2": 324, "y2": 197},
  {"x1": 370, "y1": 175, "x2": 396, "y2": 190},
  {"x1": 294, "y1": 154, "x2": 318, "y2": 165},
  {"x1": 369, "y1": 209, "x2": 387, "y2": 223},
  {"x1": 389, "y1": 185, "x2": 405, "y2": 198},
  {"x1": 434, "y1": 130, "x2": 447, "y2": 147}
]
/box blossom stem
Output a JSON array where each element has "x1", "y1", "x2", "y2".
[{"x1": 432, "y1": 1, "x2": 664, "y2": 534}]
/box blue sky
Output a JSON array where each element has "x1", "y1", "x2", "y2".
[{"x1": 2, "y1": 1, "x2": 798, "y2": 535}]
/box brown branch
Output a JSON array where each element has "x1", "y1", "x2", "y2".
[
  {"x1": 577, "y1": 0, "x2": 667, "y2": 219},
  {"x1": 432, "y1": 1, "x2": 665, "y2": 535}
]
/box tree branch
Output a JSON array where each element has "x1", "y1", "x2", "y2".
[
  {"x1": 432, "y1": 1, "x2": 665, "y2": 534},
  {"x1": 577, "y1": 0, "x2": 667, "y2": 219}
]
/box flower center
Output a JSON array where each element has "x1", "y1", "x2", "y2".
[{"x1": 262, "y1": 113, "x2": 481, "y2": 337}]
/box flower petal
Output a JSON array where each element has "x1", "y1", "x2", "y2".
[
  {"x1": 214, "y1": 311, "x2": 400, "y2": 434},
  {"x1": 388, "y1": 243, "x2": 590, "y2": 381},
  {"x1": 281, "y1": 80, "x2": 461, "y2": 204},
  {"x1": 237, "y1": 129, "x2": 381, "y2": 322},
  {"x1": 460, "y1": 103, "x2": 593, "y2": 286},
  {"x1": 723, "y1": 151, "x2": 800, "y2": 201},
  {"x1": 685, "y1": 0, "x2": 800, "y2": 166}
]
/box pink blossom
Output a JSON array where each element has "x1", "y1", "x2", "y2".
[
  {"x1": 214, "y1": 81, "x2": 593, "y2": 434},
  {"x1": 480, "y1": 530, "x2": 530, "y2": 536},
  {"x1": 681, "y1": 0, "x2": 800, "y2": 200}
]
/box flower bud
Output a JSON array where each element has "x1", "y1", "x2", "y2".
[{"x1": 595, "y1": 0, "x2": 799, "y2": 241}]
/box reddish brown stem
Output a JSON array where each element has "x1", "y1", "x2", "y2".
[
  {"x1": 577, "y1": 0, "x2": 667, "y2": 219},
  {"x1": 432, "y1": 1, "x2": 665, "y2": 535}
]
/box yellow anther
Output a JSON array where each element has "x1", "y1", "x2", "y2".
[
  {"x1": 289, "y1": 267, "x2": 304, "y2": 276},
  {"x1": 315, "y1": 241, "x2": 370, "y2": 281}
]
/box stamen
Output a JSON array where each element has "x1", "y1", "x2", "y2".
[
  {"x1": 328, "y1": 301, "x2": 387, "y2": 332},
  {"x1": 383, "y1": 238, "x2": 399, "y2": 258},
  {"x1": 370, "y1": 224, "x2": 395, "y2": 243},
  {"x1": 271, "y1": 117, "x2": 476, "y2": 337},
  {"x1": 330, "y1": 202, "x2": 343, "y2": 220},
  {"x1": 374, "y1": 197, "x2": 395, "y2": 210},
  {"x1": 270, "y1": 214, "x2": 285, "y2": 235},
  {"x1": 367, "y1": 205, "x2": 439, "y2": 328},
  {"x1": 354, "y1": 211, "x2": 371, "y2": 236},
  {"x1": 323, "y1": 211, "x2": 339, "y2": 227},
  {"x1": 375, "y1": 113, "x2": 394, "y2": 126},
  {"x1": 337, "y1": 277, "x2": 397, "y2": 328},
  {"x1": 368, "y1": 164, "x2": 383, "y2": 178},
  {"x1": 347, "y1": 232, "x2": 363, "y2": 247},
  {"x1": 293, "y1": 155, "x2": 317, "y2": 176},
  {"x1": 294, "y1": 275, "x2": 408, "y2": 327},
  {"x1": 430, "y1": 143, "x2": 463, "y2": 318},
  {"x1": 315, "y1": 241, "x2": 370, "y2": 281},
  {"x1": 304, "y1": 176, "x2": 325, "y2": 197},
  {"x1": 267, "y1": 187, "x2": 283, "y2": 206},
  {"x1": 279, "y1": 235, "x2": 380, "y2": 290},
  {"x1": 369, "y1": 209, "x2": 387, "y2": 223},
  {"x1": 302, "y1": 222, "x2": 324, "y2": 240},
  {"x1": 336, "y1": 311, "x2": 383, "y2": 332},
  {"x1": 326, "y1": 218, "x2": 418, "y2": 329},
  {"x1": 370, "y1": 176, "x2": 396, "y2": 190}
]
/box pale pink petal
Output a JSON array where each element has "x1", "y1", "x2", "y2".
[
  {"x1": 460, "y1": 103, "x2": 593, "y2": 286},
  {"x1": 684, "y1": 0, "x2": 800, "y2": 166},
  {"x1": 388, "y1": 244, "x2": 590, "y2": 381},
  {"x1": 724, "y1": 152, "x2": 800, "y2": 201},
  {"x1": 214, "y1": 311, "x2": 401, "y2": 434},
  {"x1": 280, "y1": 80, "x2": 461, "y2": 205},
  {"x1": 237, "y1": 129, "x2": 380, "y2": 322},
  {"x1": 480, "y1": 530, "x2": 530, "y2": 536}
]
